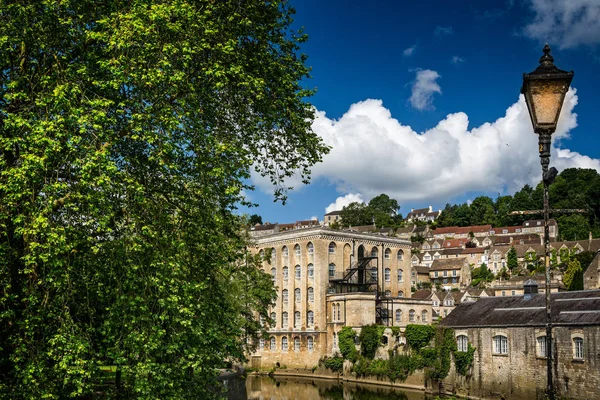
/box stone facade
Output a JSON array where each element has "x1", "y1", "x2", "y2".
[{"x1": 248, "y1": 227, "x2": 412, "y2": 369}]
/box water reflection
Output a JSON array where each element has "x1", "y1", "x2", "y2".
[{"x1": 244, "y1": 375, "x2": 437, "y2": 400}]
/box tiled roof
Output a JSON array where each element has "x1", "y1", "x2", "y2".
[
  {"x1": 324, "y1": 210, "x2": 342, "y2": 216},
  {"x1": 432, "y1": 226, "x2": 458, "y2": 235},
  {"x1": 430, "y1": 258, "x2": 467, "y2": 271},
  {"x1": 443, "y1": 239, "x2": 465, "y2": 248},
  {"x1": 412, "y1": 289, "x2": 433, "y2": 299},
  {"x1": 414, "y1": 266, "x2": 430, "y2": 274},
  {"x1": 455, "y1": 225, "x2": 492, "y2": 234}
]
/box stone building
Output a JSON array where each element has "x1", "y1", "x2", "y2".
[
  {"x1": 248, "y1": 226, "x2": 416, "y2": 369},
  {"x1": 405, "y1": 205, "x2": 440, "y2": 223},
  {"x1": 429, "y1": 258, "x2": 471, "y2": 290},
  {"x1": 323, "y1": 210, "x2": 342, "y2": 227},
  {"x1": 441, "y1": 286, "x2": 600, "y2": 399},
  {"x1": 584, "y1": 252, "x2": 600, "y2": 290}
]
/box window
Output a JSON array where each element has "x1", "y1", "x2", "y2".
[
  {"x1": 434, "y1": 271, "x2": 438, "y2": 278},
  {"x1": 573, "y1": 337, "x2": 584, "y2": 360},
  {"x1": 308, "y1": 287, "x2": 314, "y2": 302},
  {"x1": 493, "y1": 335, "x2": 508, "y2": 355},
  {"x1": 433, "y1": 300, "x2": 439, "y2": 307},
  {"x1": 452, "y1": 270, "x2": 457, "y2": 277},
  {"x1": 443, "y1": 271, "x2": 447, "y2": 277},
  {"x1": 398, "y1": 250, "x2": 405, "y2": 261},
  {"x1": 282, "y1": 312, "x2": 288, "y2": 328},
  {"x1": 270, "y1": 312, "x2": 276, "y2": 326},
  {"x1": 259, "y1": 338, "x2": 265, "y2": 350},
  {"x1": 270, "y1": 337, "x2": 276, "y2": 350},
  {"x1": 307, "y1": 337, "x2": 314, "y2": 351},
  {"x1": 295, "y1": 265, "x2": 301, "y2": 279},
  {"x1": 337, "y1": 303, "x2": 341, "y2": 321},
  {"x1": 398, "y1": 269, "x2": 404, "y2": 282},
  {"x1": 283, "y1": 266, "x2": 289, "y2": 280},
  {"x1": 260, "y1": 315, "x2": 265, "y2": 326},
  {"x1": 501, "y1": 291, "x2": 506, "y2": 297},
  {"x1": 333, "y1": 333, "x2": 338, "y2": 349},
  {"x1": 511, "y1": 290, "x2": 516, "y2": 296},
  {"x1": 371, "y1": 268, "x2": 378, "y2": 282},
  {"x1": 282, "y1": 246, "x2": 288, "y2": 258},
  {"x1": 384, "y1": 248, "x2": 391, "y2": 259},
  {"x1": 294, "y1": 311, "x2": 301, "y2": 328},
  {"x1": 516, "y1": 228, "x2": 521, "y2": 233},
  {"x1": 271, "y1": 268, "x2": 276, "y2": 280},
  {"x1": 443, "y1": 278, "x2": 448, "y2": 284},
  {"x1": 385, "y1": 268, "x2": 391, "y2": 282},
  {"x1": 294, "y1": 244, "x2": 301, "y2": 257},
  {"x1": 385, "y1": 290, "x2": 391, "y2": 297},
  {"x1": 307, "y1": 311, "x2": 314, "y2": 326},
  {"x1": 295, "y1": 288, "x2": 301, "y2": 303},
  {"x1": 421, "y1": 310, "x2": 428, "y2": 322},
  {"x1": 329, "y1": 242, "x2": 336, "y2": 254},
  {"x1": 371, "y1": 247, "x2": 378, "y2": 258},
  {"x1": 307, "y1": 242, "x2": 314, "y2": 255},
  {"x1": 409, "y1": 309, "x2": 415, "y2": 322},
  {"x1": 398, "y1": 290, "x2": 404, "y2": 297},
  {"x1": 537, "y1": 336, "x2": 551, "y2": 358},
  {"x1": 271, "y1": 248, "x2": 276, "y2": 261},
  {"x1": 308, "y1": 263, "x2": 314, "y2": 278},
  {"x1": 282, "y1": 289, "x2": 288, "y2": 303},
  {"x1": 329, "y1": 263, "x2": 336, "y2": 277},
  {"x1": 395, "y1": 309, "x2": 402, "y2": 322},
  {"x1": 457, "y1": 335, "x2": 468, "y2": 352},
  {"x1": 282, "y1": 336, "x2": 288, "y2": 351},
  {"x1": 294, "y1": 337, "x2": 300, "y2": 351}
]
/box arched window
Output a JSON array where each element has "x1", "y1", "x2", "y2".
[
  {"x1": 384, "y1": 248, "x2": 391, "y2": 259},
  {"x1": 395, "y1": 309, "x2": 402, "y2": 322},
  {"x1": 259, "y1": 315, "x2": 265, "y2": 326},
  {"x1": 270, "y1": 312, "x2": 276, "y2": 326},
  {"x1": 397, "y1": 269, "x2": 404, "y2": 282},
  {"x1": 294, "y1": 337, "x2": 301, "y2": 351},
  {"x1": 371, "y1": 247, "x2": 378, "y2": 258},
  {"x1": 573, "y1": 337, "x2": 584, "y2": 359},
  {"x1": 295, "y1": 265, "x2": 301, "y2": 279},
  {"x1": 409, "y1": 309, "x2": 415, "y2": 322},
  {"x1": 337, "y1": 303, "x2": 341, "y2": 321},
  {"x1": 308, "y1": 263, "x2": 314, "y2": 278},
  {"x1": 294, "y1": 244, "x2": 301, "y2": 257},
  {"x1": 271, "y1": 267, "x2": 276, "y2": 280},
  {"x1": 295, "y1": 288, "x2": 301, "y2": 303},
  {"x1": 384, "y1": 268, "x2": 391, "y2": 281},
  {"x1": 271, "y1": 247, "x2": 276, "y2": 261},
  {"x1": 333, "y1": 332, "x2": 338, "y2": 349},
  {"x1": 282, "y1": 312, "x2": 288, "y2": 328},
  {"x1": 397, "y1": 249, "x2": 404, "y2": 261},
  {"x1": 294, "y1": 311, "x2": 301, "y2": 328},
  {"x1": 457, "y1": 335, "x2": 468, "y2": 352},
  {"x1": 307, "y1": 242, "x2": 314, "y2": 255},
  {"x1": 307, "y1": 311, "x2": 314, "y2": 326},
  {"x1": 270, "y1": 337, "x2": 276, "y2": 350},
  {"x1": 282, "y1": 336, "x2": 288, "y2": 351},
  {"x1": 329, "y1": 263, "x2": 336, "y2": 277},
  {"x1": 384, "y1": 290, "x2": 391, "y2": 297},
  {"x1": 308, "y1": 287, "x2": 314, "y2": 302},
  {"x1": 259, "y1": 338, "x2": 265, "y2": 350},
  {"x1": 282, "y1": 266, "x2": 289, "y2": 280},
  {"x1": 493, "y1": 335, "x2": 508, "y2": 355},
  {"x1": 282, "y1": 289, "x2": 288, "y2": 303},
  {"x1": 307, "y1": 336, "x2": 314, "y2": 351},
  {"x1": 398, "y1": 290, "x2": 404, "y2": 297},
  {"x1": 282, "y1": 246, "x2": 289, "y2": 258},
  {"x1": 371, "y1": 268, "x2": 378, "y2": 282},
  {"x1": 422, "y1": 310, "x2": 428, "y2": 322},
  {"x1": 329, "y1": 242, "x2": 336, "y2": 254},
  {"x1": 259, "y1": 249, "x2": 265, "y2": 259}
]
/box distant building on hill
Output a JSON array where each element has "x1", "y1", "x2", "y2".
[
  {"x1": 323, "y1": 210, "x2": 342, "y2": 227},
  {"x1": 405, "y1": 205, "x2": 440, "y2": 223}
]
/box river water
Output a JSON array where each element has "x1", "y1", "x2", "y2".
[{"x1": 235, "y1": 375, "x2": 441, "y2": 400}]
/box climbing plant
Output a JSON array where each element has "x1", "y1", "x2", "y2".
[
  {"x1": 404, "y1": 324, "x2": 435, "y2": 352},
  {"x1": 338, "y1": 326, "x2": 358, "y2": 362},
  {"x1": 454, "y1": 344, "x2": 476, "y2": 376}
]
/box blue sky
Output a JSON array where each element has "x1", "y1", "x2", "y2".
[{"x1": 242, "y1": 0, "x2": 600, "y2": 225}]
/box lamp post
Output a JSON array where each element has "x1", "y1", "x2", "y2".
[{"x1": 521, "y1": 44, "x2": 573, "y2": 400}]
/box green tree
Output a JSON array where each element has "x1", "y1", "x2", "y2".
[
  {"x1": 0, "y1": 1, "x2": 328, "y2": 398},
  {"x1": 249, "y1": 214, "x2": 263, "y2": 226},
  {"x1": 558, "y1": 214, "x2": 591, "y2": 241},
  {"x1": 368, "y1": 194, "x2": 401, "y2": 227},
  {"x1": 563, "y1": 259, "x2": 583, "y2": 291},
  {"x1": 506, "y1": 247, "x2": 519, "y2": 272},
  {"x1": 340, "y1": 202, "x2": 373, "y2": 227},
  {"x1": 471, "y1": 263, "x2": 494, "y2": 287}
]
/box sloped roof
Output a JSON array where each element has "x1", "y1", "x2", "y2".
[
  {"x1": 325, "y1": 210, "x2": 342, "y2": 216},
  {"x1": 441, "y1": 290, "x2": 600, "y2": 328},
  {"x1": 456, "y1": 225, "x2": 492, "y2": 235},
  {"x1": 414, "y1": 266, "x2": 430, "y2": 274},
  {"x1": 430, "y1": 258, "x2": 467, "y2": 271},
  {"x1": 432, "y1": 226, "x2": 458, "y2": 235},
  {"x1": 412, "y1": 289, "x2": 433, "y2": 299},
  {"x1": 443, "y1": 239, "x2": 465, "y2": 248}
]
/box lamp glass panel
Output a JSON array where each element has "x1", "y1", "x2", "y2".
[{"x1": 527, "y1": 80, "x2": 568, "y2": 125}]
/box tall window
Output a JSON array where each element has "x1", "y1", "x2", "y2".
[
  {"x1": 371, "y1": 247, "x2": 378, "y2": 258},
  {"x1": 307, "y1": 311, "x2": 314, "y2": 326},
  {"x1": 271, "y1": 268, "x2": 276, "y2": 280},
  {"x1": 421, "y1": 310, "x2": 428, "y2": 322},
  {"x1": 295, "y1": 265, "x2": 301, "y2": 279},
  {"x1": 271, "y1": 248, "x2": 276, "y2": 262},
  {"x1": 308, "y1": 263, "x2": 314, "y2": 278},
  {"x1": 294, "y1": 244, "x2": 301, "y2": 257},
  {"x1": 385, "y1": 268, "x2": 391, "y2": 282},
  {"x1": 493, "y1": 335, "x2": 508, "y2": 355},
  {"x1": 397, "y1": 269, "x2": 404, "y2": 282},
  {"x1": 259, "y1": 249, "x2": 264, "y2": 259},
  {"x1": 270, "y1": 337, "x2": 276, "y2": 350},
  {"x1": 307, "y1": 336, "x2": 314, "y2": 351},
  {"x1": 282, "y1": 336, "x2": 288, "y2": 351},
  {"x1": 259, "y1": 338, "x2": 265, "y2": 350},
  {"x1": 282, "y1": 312, "x2": 288, "y2": 328},
  {"x1": 398, "y1": 290, "x2": 404, "y2": 297},
  {"x1": 270, "y1": 312, "x2": 276, "y2": 326},
  {"x1": 308, "y1": 287, "x2": 314, "y2": 302},
  {"x1": 307, "y1": 242, "x2": 314, "y2": 255},
  {"x1": 371, "y1": 268, "x2": 378, "y2": 282},
  {"x1": 329, "y1": 263, "x2": 336, "y2": 277},
  {"x1": 282, "y1": 289, "x2": 288, "y2": 303},
  {"x1": 452, "y1": 270, "x2": 457, "y2": 277},
  {"x1": 282, "y1": 266, "x2": 289, "y2": 280},
  {"x1": 409, "y1": 309, "x2": 415, "y2": 322},
  {"x1": 573, "y1": 337, "x2": 584, "y2": 360},
  {"x1": 294, "y1": 337, "x2": 300, "y2": 351},
  {"x1": 397, "y1": 250, "x2": 404, "y2": 261},
  {"x1": 537, "y1": 336, "x2": 548, "y2": 358},
  {"x1": 329, "y1": 242, "x2": 336, "y2": 254},
  {"x1": 385, "y1": 290, "x2": 391, "y2": 297},
  {"x1": 282, "y1": 246, "x2": 288, "y2": 258},
  {"x1": 457, "y1": 335, "x2": 468, "y2": 352},
  {"x1": 333, "y1": 333, "x2": 338, "y2": 349},
  {"x1": 384, "y1": 248, "x2": 391, "y2": 259},
  {"x1": 395, "y1": 309, "x2": 402, "y2": 322},
  {"x1": 295, "y1": 288, "x2": 301, "y2": 303},
  {"x1": 337, "y1": 303, "x2": 341, "y2": 321},
  {"x1": 294, "y1": 311, "x2": 301, "y2": 328}
]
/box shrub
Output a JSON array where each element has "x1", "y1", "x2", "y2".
[
  {"x1": 454, "y1": 344, "x2": 476, "y2": 376},
  {"x1": 322, "y1": 357, "x2": 344, "y2": 373},
  {"x1": 338, "y1": 326, "x2": 358, "y2": 362},
  {"x1": 359, "y1": 324, "x2": 382, "y2": 359},
  {"x1": 404, "y1": 324, "x2": 435, "y2": 352}
]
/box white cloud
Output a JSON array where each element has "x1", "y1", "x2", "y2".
[
  {"x1": 524, "y1": 0, "x2": 600, "y2": 49},
  {"x1": 403, "y1": 45, "x2": 416, "y2": 56},
  {"x1": 434, "y1": 26, "x2": 453, "y2": 36},
  {"x1": 310, "y1": 215, "x2": 318, "y2": 221},
  {"x1": 451, "y1": 56, "x2": 465, "y2": 64},
  {"x1": 325, "y1": 193, "x2": 364, "y2": 214},
  {"x1": 409, "y1": 69, "x2": 442, "y2": 111}
]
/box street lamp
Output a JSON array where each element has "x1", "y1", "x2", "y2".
[{"x1": 521, "y1": 44, "x2": 573, "y2": 400}]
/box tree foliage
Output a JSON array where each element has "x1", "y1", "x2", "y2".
[
  {"x1": 404, "y1": 324, "x2": 435, "y2": 352},
  {"x1": 563, "y1": 259, "x2": 583, "y2": 291},
  {"x1": 339, "y1": 193, "x2": 402, "y2": 228},
  {"x1": 0, "y1": 1, "x2": 328, "y2": 398},
  {"x1": 471, "y1": 263, "x2": 495, "y2": 286},
  {"x1": 506, "y1": 247, "x2": 519, "y2": 272},
  {"x1": 358, "y1": 324, "x2": 382, "y2": 360}
]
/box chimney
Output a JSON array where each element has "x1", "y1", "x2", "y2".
[
  {"x1": 411, "y1": 208, "x2": 414, "y2": 212},
  {"x1": 589, "y1": 231, "x2": 593, "y2": 251},
  {"x1": 428, "y1": 205, "x2": 433, "y2": 212},
  {"x1": 523, "y1": 279, "x2": 539, "y2": 300}
]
